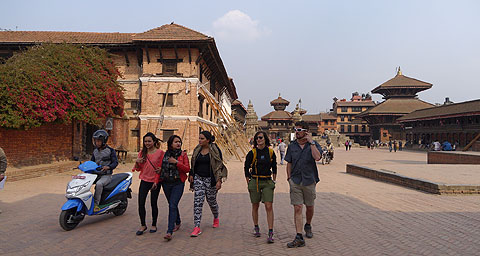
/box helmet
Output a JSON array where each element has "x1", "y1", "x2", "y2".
[
  {"x1": 327, "y1": 140, "x2": 331, "y2": 145},
  {"x1": 92, "y1": 129, "x2": 109, "y2": 146}
]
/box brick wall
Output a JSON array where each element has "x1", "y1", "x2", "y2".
[
  {"x1": 427, "y1": 151, "x2": 480, "y2": 164},
  {"x1": 0, "y1": 123, "x2": 73, "y2": 167}
]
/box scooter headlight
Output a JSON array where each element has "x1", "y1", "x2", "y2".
[{"x1": 66, "y1": 181, "x2": 91, "y2": 195}]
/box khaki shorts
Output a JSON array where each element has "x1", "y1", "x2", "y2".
[
  {"x1": 289, "y1": 179, "x2": 316, "y2": 206},
  {"x1": 248, "y1": 178, "x2": 275, "y2": 203}
]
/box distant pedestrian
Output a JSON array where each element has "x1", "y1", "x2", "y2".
[
  {"x1": 393, "y1": 140, "x2": 397, "y2": 152},
  {"x1": 0, "y1": 147, "x2": 7, "y2": 214},
  {"x1": 345, "y1": 140, "x2": 349, "y2": 151},
  {"x1": 278, "y1": 140, "x2": 286, "y2": 165},
  {"x1": 348, "y1": 140, "x2": 352, "y2": 150},
  {"x1": 399, "y1": 141, "x2": 403, "y2": 151},
  {"x1": 388, "y1": 140, "x2": 393, "y2": 152}
]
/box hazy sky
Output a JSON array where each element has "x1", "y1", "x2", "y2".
[{"x1": 3, "y1": 0, "x2": 480, "y2": 117}]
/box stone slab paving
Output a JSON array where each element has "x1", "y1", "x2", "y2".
[{"x1": 1, "y1": 148, "x2": 480, "y2": 255}]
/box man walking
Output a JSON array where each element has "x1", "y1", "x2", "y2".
[
  {"x1": 285, "y1": 121, "x2": 322, "y2": 248},
  {"x1": 278, "y1": 140, "x2": 286, "y2": 165}
]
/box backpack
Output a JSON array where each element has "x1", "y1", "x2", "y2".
[{"x1": 250, "y1": 147, "x2": 274, "y2": 192}]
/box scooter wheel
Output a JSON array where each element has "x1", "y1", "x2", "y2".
[
  {"x1": 112, "y1": 199, "x2": 128, "y2": 216},
  {"x1": 59, "y1": 209, "x2": 80, "y2": 231}
]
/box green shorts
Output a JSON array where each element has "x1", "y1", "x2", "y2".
[
  {"x1": 289, "y1": 179, "x2": 316, "y2": 206},
  {"x1": 248, "y1": 178, "x2": 275, "y2": 203}
]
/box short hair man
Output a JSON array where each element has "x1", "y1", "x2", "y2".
[{"x1": 285, "y1": 121, "x2": 322, "y2": 248}]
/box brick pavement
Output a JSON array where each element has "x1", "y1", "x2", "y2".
[{"x1": 1, "y1": 148, "x2": 480, "y2": 255}]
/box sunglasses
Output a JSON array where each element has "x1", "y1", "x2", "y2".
[
  {"x1": 294, "y1": 128, "x2": 307, "y2": 132},
  {"x1": 256, "y1": 136, "x2": 264, "y2": 140}
]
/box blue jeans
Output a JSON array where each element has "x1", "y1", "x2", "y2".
[{"x1": 162, "y1": 181, "x2": 184, "y2": 233}]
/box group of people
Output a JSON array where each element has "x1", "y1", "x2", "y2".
[
  {"x1": 131, "y1": 130, "x2": 226, "y2": 241},
  {"x1": 388, "y1": 140, "x2": 403, "y2": 152},
  {"x1": 344, "y1": 140, "x2": 352, "y2": 150},
  {"x1": 128, "y1": 120, "x2": 321, "y2": 247}
]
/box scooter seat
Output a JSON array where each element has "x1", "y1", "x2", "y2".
[{"x1": 103, "y1": 173, "x2": 130, "y2": 191}]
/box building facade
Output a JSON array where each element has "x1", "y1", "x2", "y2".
[
  {"x1": 397, "y1": 99, "x2": 480, "y2": 151},
  {"x1": 0, "y1": 24, "x2": 238, "y2": 160},
  {"x1": 332, "y1": 93, "x2": 375, "y2": 144}
]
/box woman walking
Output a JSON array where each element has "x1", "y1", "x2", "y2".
[
  {"x1": 154, "y1": 135, "x2": 190, "y2": 241},
  {"x1": 132, "y1": 132, "x2": 163, "y2": 235},
  {"x1": 244, "y1": 131, "x2": 277, "y2": 243},
  {"x1": 189, "y1": 131, "x2": 227, "y2": 237}
]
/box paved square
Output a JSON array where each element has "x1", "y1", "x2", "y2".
[{"x1": 1, "y1": 148, "x2": 480, "y2": 255}]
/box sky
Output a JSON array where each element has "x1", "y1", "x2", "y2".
[{"x1": 2, "y1": 0, "x2": 480, "y2": 117}]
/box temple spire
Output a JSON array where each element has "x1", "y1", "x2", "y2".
[{"x1": 397, "y1": 66, "x2": 402, "y2": 76}]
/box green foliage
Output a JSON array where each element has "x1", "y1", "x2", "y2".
[{"x1": 0, "y1": 44, "x2": 124, "y2": 129}]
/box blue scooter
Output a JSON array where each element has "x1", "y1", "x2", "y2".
[{"x1": 59, "y1": 161, "x2": 132, "y2": 231}]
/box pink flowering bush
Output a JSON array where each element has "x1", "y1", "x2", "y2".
[{"x1": 0, "y1": 44, "x2": 124, "y2": 129}]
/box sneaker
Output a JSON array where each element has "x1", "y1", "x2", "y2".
[
  {"x1": 190, "y1": 227, "x2": 202, "y2": 237},
  {"x1": 164, "y1": 233, "x2": 172, "y2": 241},
  {"x1": 267, "y1": 231, "x2": 274, "y2": 243},
  {"x1": 254, "y1": 226, "x2": 261, "y2": 237},
  {"x1": 212, "y1": 218, "x2": 219, "y2": 228},
  {"x1": 287, "y1": 237, "x2": 305, "y2": 248},
  {"x1": 173, "y1": 223, "x2": 181, "y2": 232},
  {"x1": 304, "y1": 224, "x2": 313, "y2": 238}
]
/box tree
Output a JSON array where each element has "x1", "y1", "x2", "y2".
[{"x1": 0, "y1": 44, "x2": 124, "y2": 129}]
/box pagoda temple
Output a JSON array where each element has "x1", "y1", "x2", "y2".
[
  {"x1": 261, "y1": 94, "x2": 294, "y2": 141},
  {"x1": 357, "y1": 68, "x2": 434, "y2": 142}
]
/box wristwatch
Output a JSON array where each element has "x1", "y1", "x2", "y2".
[{"x1": 310, "y1": 141, "x2": 315, "y2": 145}]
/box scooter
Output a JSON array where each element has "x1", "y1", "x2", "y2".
[{"x1": 59, "y1": 161, "x2": 132, "y2": 231}]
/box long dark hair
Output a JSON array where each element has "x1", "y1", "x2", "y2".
[
  {"x1": 253, "y1": 131, "x2": 270, "y2": 148},
  {"x1": 167, "y1": 135, "x2": 182, "y2": 150},
  {"x1": 141, "y1": 132, "x2": 160, "y2": 158},
  {"x1": 200, "y1": 130, "x2": 215, "y2": 144}
]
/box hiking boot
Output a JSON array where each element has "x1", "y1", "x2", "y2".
[
  {"x1": 173, "y1": 223, "x2": 181, "y2": 232},
  {"x1": 254, "y1": 226, "x2": 261, "y2": 237},
  {"x1": 190, "y1": 227, "x2": 202, "y2": 237},
  {"x1": 287, "y1": 237, "x2": 305, "y2": 248},
  {"x1": 267, "y1": 231, "x2": 274, "y2": 243},
  {"x1": 304, "y1": 224, "x2": 313, "y2": 238},
  {"x1": 213, "y1": 218, "x2": 219, "y2": 228}
]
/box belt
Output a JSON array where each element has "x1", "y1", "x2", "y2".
[{"x1": 251, "y1": 175, "x2": 271, "y2": 192}]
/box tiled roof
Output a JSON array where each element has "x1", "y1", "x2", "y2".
[
  {"x1": 133, "y1": 24, "x2": 210, "y2": 41},
  {"x1": 335, "y1": 101, "x2": 376, "y2": 107},
  {"x1": 0, "y1": 24, "x2": 210, "y2": 44},
  {"x1": 397, "y1": 99, "x2": 480, "y2": 122},
  {"x1": 302, "y1": 114, "x2": 321, "y2": 122},
  {"x1": 320, "y1": 113, "x2": 337, "y2": 120},
  {"x1": 261, "y1": 110, "x2": 292, "y2": 120},
  {"x1": 270, "y1": 96, "x2": 289, "y2": 105},
  {"x1": 0, "y1": 31, "x2": 133, "y2": 44},
  {"x1": 357, "y1": 98, "x2": 434, "y2": 117},
  {"x1": 372, "y1": 73, "x2": 432, "y2": 93}
]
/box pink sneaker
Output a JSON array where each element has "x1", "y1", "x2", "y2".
[
  {"x1": 190, "y1": 227, "x2": 202, "y2": 237},
  {"x1": 212, "y1": 218, "x2": 219, "y2": 228}
]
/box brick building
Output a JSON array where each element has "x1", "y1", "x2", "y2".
[
  {"x1": 0, "y1": 23, "x2": 238, "y2": 165},
  {"x1": 332, "y1": 94, "x2": 376, "y2": 144},
  {"x1": 397, "y1": 99, "x2": 480, "y2": 151},
  {"x1": 302, "y1": 113, "x2": 337, "y2": 135}
]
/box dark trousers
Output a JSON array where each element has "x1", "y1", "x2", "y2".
[
  {"x1": 138, "y1": 180, "x2": 160, "y2": 227},
  {"x1": 162, "y1": 181, "x2": 185, "y2": 233}
]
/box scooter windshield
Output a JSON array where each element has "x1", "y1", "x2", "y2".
[{"x1": 78, "y1": 161, "x2": 100, "y2": 173}]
